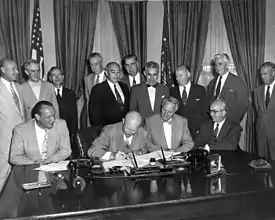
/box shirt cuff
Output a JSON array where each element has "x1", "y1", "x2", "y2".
[{"x1": 101, "y1": 152, "x2": 112, "y2": 161}]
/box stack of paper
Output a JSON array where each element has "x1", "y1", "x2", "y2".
[{"x1": 34, "y1": 161, "x2": 69, "y2": 172}]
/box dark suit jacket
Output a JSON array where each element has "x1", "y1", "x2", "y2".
[
  {"x1": 207, "y1": 73, "x2": 248, "y2": 122},
  {"x1": 88, "y1": 81, "x2": 130, "y2": 127},
  {"x1": 57, "y1": 87, "x2": 78, "y2": 138},
  {"x1": 129, "y1": 83, "x2": 170, "y2": 119},
  {"x1": 253, "y1": 85, "x2": 275, "y2": 160},
  {"x1": 170, "y1": 84, "x2": 208, "y2": 139},
  {"x1": 119, "y1": 72, "x2": 146, "y2": 91},
  {"x1": 145, "y1": 114, "x2": 194, "y2": 152},
  {"x1": 87, "y1": 122, "x2": 153, "y2": 158},
  {"x1": 195, "y1": 118, "x2": 242, "y2": 151}
]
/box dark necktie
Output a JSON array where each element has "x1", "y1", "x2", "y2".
[
  {"x1": 213, "y1": 123, "x2": 219, "y2": 138},
  {"x1": 114, "y1": 84, "x2": 123, "y2": 104},
  {"x1": 266, "y1": 85, "x2": 271, "y2": 108},
  {"x1": 10, "y1": 82, "x2": 21, "y2": 113},
  {"x1": 95, "y1": 74, "x2": 100, "y2": 85},
  {"x1": 133, "y1": 77, "x2": 136, "y2": 86},
  {"x1": 182, "y1": 86, "x2": 187, "y2": 105},
  {"x1": 214, "y1": 76, "x2": 222, "y2": 100},
  {"x1": 57, "y1": 88, "x2": 61, "y2": 101}
]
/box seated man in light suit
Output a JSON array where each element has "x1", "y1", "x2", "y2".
[
  {"x1": 10, "y1": 101, "x2": 72, "y2": 165},
  {"x1": 195, "y1": 99, "x2": 242, "y2": 150},
  {"x1": 145, "y1": 96, "x2": 194, "y2": 153},
  {"x1": 87, "y1": 111, "x2": 152, "y2": 160}
]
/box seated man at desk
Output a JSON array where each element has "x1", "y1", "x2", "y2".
[
  {"x1": 195, "y1": 99, "x2": 242, "y2": 150},
  {"x1": 9, "y1": 101, "x2": 72, "y2": 165},
  {"x1": 87, "y1": 111, "x2": 152, "y2": 160},
  {"x1": 145, "y1": 96, "x2": 194, "y2": 153}
]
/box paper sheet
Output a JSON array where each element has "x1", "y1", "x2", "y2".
[
  {"x1": 102, "y1": 150, "x2": 181, "y2": 170},
  {"x1": 34, "y1": 160, "x2": 69, "y2": 172}
]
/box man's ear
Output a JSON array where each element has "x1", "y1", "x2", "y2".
[
  {"x1": 24, "y1": 69, "x2": 29, "y2": 76},
  {"x1": 34, "y1": 113, "x2": 40, "y2": 121},
  {"x1": 0, "y1": 66, "x2": 5, "y2": 74}
]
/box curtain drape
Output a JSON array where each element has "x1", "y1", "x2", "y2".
[
  {"x1": 0, "y1": 0, "x2": 30, "y2": 82},
  {"x1": 109, "y1": 1, "x2": 147, "y2": 70},
  {"x1": 167, "y1": 0, "x2": 211, "y2": 83},
  {"x1": 220, "y1": 0, "x2": 266, "y2": 154},
  {"x1": 53, "y1": 0, "x2": 98, "y2": 93}
]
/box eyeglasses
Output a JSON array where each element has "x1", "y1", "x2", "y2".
[{"x1": 209, "y1": 109, "x2": 225, "y2": 114}]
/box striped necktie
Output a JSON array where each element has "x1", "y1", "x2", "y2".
[
  {"x1": 41, "y1": 129, "x2": 49, "y2": 160},
  {"x1": 10, "y1": 82, "x2": 21, "y2": 113}
]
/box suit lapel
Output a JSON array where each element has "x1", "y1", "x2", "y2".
[
  {"x1": 30, "y1": 120, "x2": 42, "y2": 158},
  {"x1": 171, "y1": 118, "x2": 179, "y2": 149},
  {"x1": 219, "y1": 73, "x2": 233, "y2": 98},
  {"x1": 258, "y1": 86, "x2": 266, "y2": 110},
  {"x1": 267, "y1": 86, "x2": 275, "y2": 110},
  {"x1": 158, "y1": 117, "x2": 168, "y2": 149},
  {"x1": 26, "y1": 81, "x2": 38, "y2": 102},
  {"x1": 217, "y1": 119, "x2": 229, "y2": 141},
  {"x1": 154, "y1": 85, "x2": 162, "y2": 112},
  {"x1": 141, "y1": 84, "x2": 153, "y2": 113}
]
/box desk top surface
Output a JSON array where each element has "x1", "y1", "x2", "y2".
[{"x1": 0, "y1": 151, "x2": 274, "y2": 219}]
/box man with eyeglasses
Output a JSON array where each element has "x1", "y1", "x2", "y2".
[
  {"x1": 129, "y1": 61, "x2": 169, "y2": 119},
  {"x1": 207, "y1": 53, "x2": 248, "y2": 123},
  {"x1": 195, "y1": 99, "x2": 242, "y2": 151}
]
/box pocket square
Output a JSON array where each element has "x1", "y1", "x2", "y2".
[
  {"x1": 228, "y1": 89, "x2": 234, "y2": 92},
  {"x1": 161, "y1": 95, "x2": 165, "y2": 98},
  {"x1": 196, "y1": 98, "x2": 200, "y2": 101}
]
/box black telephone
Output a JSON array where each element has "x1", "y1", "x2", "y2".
[{"x1": 186, "y1": 148, "x2": 209, "y2": 164}]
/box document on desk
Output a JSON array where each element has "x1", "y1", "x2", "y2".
[
  {"x1": 102, "y1": 150, "x2": 181, "y2": 170},
  {"x1": 34, "y1": 161, "x2": 69, "y2": 172}
]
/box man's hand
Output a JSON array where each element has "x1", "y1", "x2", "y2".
[
  {"x1": 115, "y1": 151, "x2": 127, "y2": 160},
  {"x1": 40, "y1": 158, "x2": 53, "y2": 165}
]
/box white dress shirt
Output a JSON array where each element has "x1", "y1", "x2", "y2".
[
  {"x1": 129, "y1": 72, "x2": 141, "y2": 87},
  {"x1": 213, "y1": 118, "x2": 226, "y2": 137},
  {"x1": 54, "y1": 86, "x2": 63, "y2": 97},
  {"x1": 28, "y1": 80, "x2": 41, "y2": 99},
  {"x1": 264, "y1": 80, "x2": 275, "y2": 101},
  {"x1": 94, "y1": 71, "x2": 106, "y2": 85},
  {"x1": 34, "y1": 121, "x2": 47, "y2": 156},
  {"x1": 163, "y1": 120, "x2": 172, "y2": 149},
  {"x1": 147, "y1": 86, "x2": 156, "y2": 111},
  {"x1": 179, "y1": 81, "x2": 191, "y2": 98},
  {"x1": 107, "y1": 80, "x2": 125, "y2": 103},
  {"x1": 215, "y1": 71, "x2": 229, "y2": 98}
]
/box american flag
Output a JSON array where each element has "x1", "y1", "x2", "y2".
[
  {"x1": 161, "y1": 0, "x2": 174, "y2": 88},
  {"x1": 31, "y1": 0, "x2": 45, "y2": 80}
]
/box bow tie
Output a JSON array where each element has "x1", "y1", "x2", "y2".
[{"x1": 147, "y1": 84, "x2": 157, "y2": 88}]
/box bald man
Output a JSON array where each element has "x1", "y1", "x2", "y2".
[
  {"x1": 87, "y1": 111, "x2": 152, "y2": 160},
  {"x1": 195, "y1": 99, "x2": 242, "y2": 151},
  {"x1": 0, "y1": 58, "x2": 25, "y2": 191},
  {"x1": 207, "y1": 53, "x2": 248, "y2": 123},
  {"x1": 88, "y1": 62, "x2": 129, "y2": 127},
  {"x1": 170, "y1": 65, "x2": 208, "y2": 139}
]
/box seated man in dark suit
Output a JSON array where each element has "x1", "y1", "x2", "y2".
[
  {"x1": 10, "y1": 101, "x2": 72, "y2": 165},
  {"x1": 87, "y1": 111, "x2": 152, "y2": 160},
  {"x1": 195, "y1": 99, "x2": 242, "y2": 151},
  {"x1": 89, "y1": 62, "x2": 130, "y2": 127},
  {"x1": 48, "y1": 66, "x2": 78, "y2": 141},
  {"x1": 129, "y1": 61, "x2": 169, "y2": 119},
  {"x1": 145, "y1": 96, "x2": 194, "y2": 153},
  {"x1": 170, "y1": 65, "x2": 208, "y2": 139}
]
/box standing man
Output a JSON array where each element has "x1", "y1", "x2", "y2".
[
  {"x1": 120, "y1": 54, "x2": 146, "y2": 90},
  {"x1": 10, "y1": 101, "x2": 71, "y2": 165},
  {"x1": 89, "y1": 62, "x2": 129, "y2": 127},
  {"x1": 0, "y1": 58, "x2": 25, "y2": 190},
  {"x1": 253, "y1": 62, "x2": 275, "y2": 160},
  {"x1": 130, "y1": 61, "x2": 170, "y2": 119},
  {"x1": 207, "y1": 53, "x2": 248, "y2": 123},
  {"x1": 145, "y1": 97, "x2": 194, "y2": 153},
  {"x1": 20, "y1": 59, "x2": 59, "y2": 120},
  {"x1": 170, "y1": 65, "x2": 208, "y2": 139},
  {"x1": 48, "y1": 66, "x2": 78, "y2": 142}
]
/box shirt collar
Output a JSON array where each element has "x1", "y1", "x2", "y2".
[
  {"x1": 219, "y1": 71, "x2": 229, "y2": 81},
  {"x1": 34, "y1": 120, "x2": 47, "y2": 133},
  {"x1": 266, "y1": 79, "x2": 275, "y2": 91},
  {"x1": 1, "y1": 77, "x2": 12, "y2": 88},
  {"x1": 179, "y1": 80, "x2": 191, "y2": 90},
  {"x1": 214, "y1": 118, "x2": 226, "y2": 128},
  {"x1": 107, "y1": 79, "x2": 118, "y2": 88},
  {"x1": 28, "y1": 80, "x2": 41, "y2": 87},
  {"x1": 55, "y1": 86, "x2": 63, "y2": 96}
]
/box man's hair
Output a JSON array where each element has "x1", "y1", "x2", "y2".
[
  {"x1": 123, "y1": 54, "x2": 138, "y2": 63},
  {"x1": 31, "y1": 100, "x2": 54, "y2": 119},
  {"x1": 260, "y1": 62, "x2": 275, "y2": 71},
  {"x1": 214, "y1": 53, "x2": 230, "y2": 64},
  {"x1": 47, "y1": 66, "x2": 63, "y2": 77},
  {"x1": 162, "y1": 96, "x2": 179, "y2": 112},
  {"x1": 145, "y1": 61, "x2": 159, "y2": 72},
  {"x1": 24, "y1": 59, "x2": 39, "y2": 70},
  {"x1": 0, "y1": 58, "x2": 13, "y2": 75},
  {"x1": 105, "y1": 62, "x2": 120, "y2": 72},
  {"x1": 87, "y1": 52, "x2": 103, "y2": 62},
  {"x1": 176, "y1": 64, "x2": 191, "y2": 75},
  {"x1": 211, "y1": 98, "x2": 228, "y2": 112},
  {"x1": 124, "y1": 111, "x2": 142, "y2": 125}
]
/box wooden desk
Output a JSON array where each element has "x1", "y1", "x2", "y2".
[{"x1": 0, "y1": 151, "x2": 275, "y2": 220}]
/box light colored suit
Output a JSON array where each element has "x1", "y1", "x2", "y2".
[
  {"x1": 253, "y1": 85, "x2": 275, "y2": 160},
  {"x1": 9, "y1": 119, "x2": 71, "y2": 165},
  {"x1": 145, "y1": 114, "x2": 194, "y2": 152},
  {"x1": 20, "y1": 81, "x2": 60, "y2": 120},
  {"x1": 88, "y1": 122, "x2": 153, "y2": 158},
  {"x1": 0, "y1": 78, "x2": 25, "y2": 191}
]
